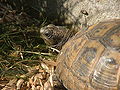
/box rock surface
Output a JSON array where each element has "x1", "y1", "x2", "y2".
[{"x1": 57, "y1": 0, "x2": 120, "y2": 28}]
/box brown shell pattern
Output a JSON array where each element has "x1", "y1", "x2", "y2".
[{"x1": 56, "y1": 19, "x2": 120, "y2": 90}]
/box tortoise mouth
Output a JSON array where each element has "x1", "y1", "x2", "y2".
[{"x1": 40, "y1": 34, "x2": 54, "y2": 45}]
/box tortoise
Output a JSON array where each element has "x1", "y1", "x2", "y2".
[
  {"x1": 40, "y1": 19, "x2": 120, "y2": 90},
  {"x1": 40, "y1": 24, "x2": 77, "y2": 50}
]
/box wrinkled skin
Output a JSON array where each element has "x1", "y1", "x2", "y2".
[{"x1": 40, "y1": 24, "x2": 76, "y2": 50}]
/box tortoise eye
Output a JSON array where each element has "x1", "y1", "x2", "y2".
[
  {"x1": 44, "y1": 31, "x2": 49, "y2": 36},
  {"x1": 44, "y1": 31, "x2": 53, "y2": 39}
]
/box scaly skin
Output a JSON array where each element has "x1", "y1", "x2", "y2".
[{"x1": 40, "y1": 24, "x2": 76, "y2": 50}]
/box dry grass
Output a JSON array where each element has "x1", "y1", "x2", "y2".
[
  {"x1": 0, "y1": 1, "x2": 66, "y2": 89},
  {"x1": 0, "y1": 22, "x2": 62, "y2": 90}
]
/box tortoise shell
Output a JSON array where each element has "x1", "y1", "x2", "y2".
[{"x1": 56, "y1": 19, "x2": 120, "y2": 90}]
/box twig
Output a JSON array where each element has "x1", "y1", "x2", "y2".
[
  {"x1": 16, "y1": 51, "x2": 53, "y2": 56},
  {"x1": 49, "y1": 47, "x2": 60, "y2": 53}
]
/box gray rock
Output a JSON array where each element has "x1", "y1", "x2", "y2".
[{"x1": 57, "y1": 0, "x2": 120, "y2": 29}]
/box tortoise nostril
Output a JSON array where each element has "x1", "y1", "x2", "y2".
[{"x1": 40, "y1": 28, "x2": 45, "y2": 34}]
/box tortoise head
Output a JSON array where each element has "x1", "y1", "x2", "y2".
[{"x1": 40, "y1": 24, "x2": 68, "y2": 46}]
